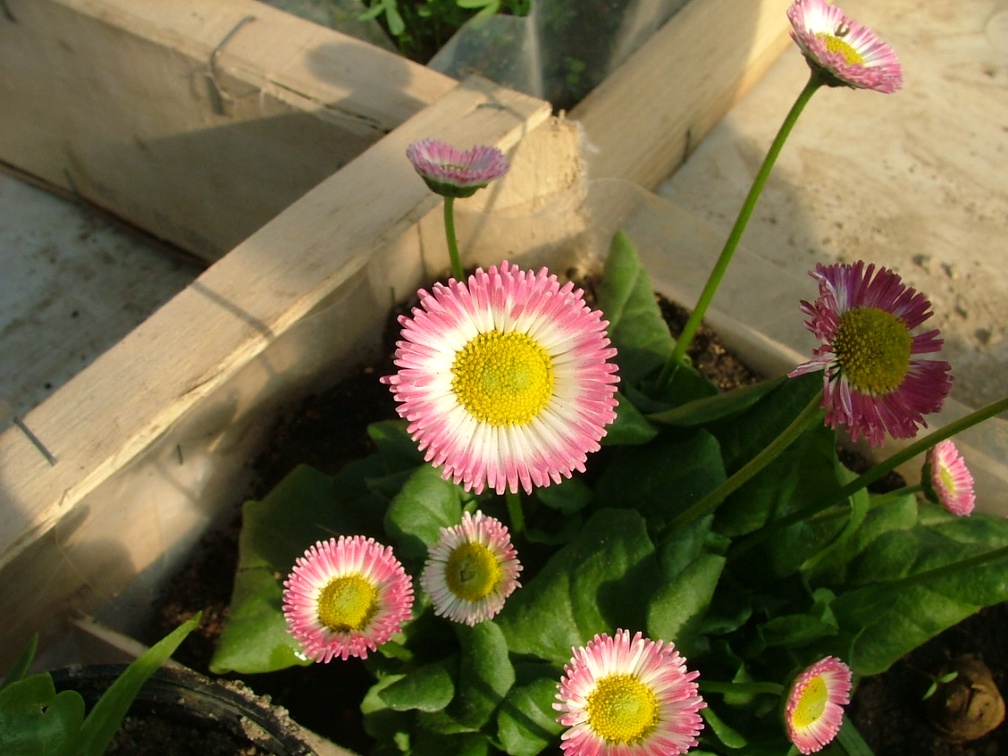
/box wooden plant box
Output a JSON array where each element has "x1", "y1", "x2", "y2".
[{"x1": 0, "y1": 0, "x2": 819, "y2": 668}]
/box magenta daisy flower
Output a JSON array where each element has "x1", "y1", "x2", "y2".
[
  {"x1": 282, "y1": 536, "x2": 414, "y2": 662},
  {"x1": 922, "y1": 439, "x2": 976, "y2": 516},
  {"x1": 789, "y1": 261, "x2": 952, "y2": 447},
  {"x1": 382, "y1": 261, "x2": 620, "y2": 495},
  {"x1": 420, "y1": 510, "x2": 522, "y2": 626},
  {"x1": 787, "y1": 0, "x2": 903, "y2": 93},
  {"x1": 554, "y1": 629, "x2": 705, "y2": 755},
  {"x1": 405, "y1": 138, "x2": 509, "y2": 198},
  {"x1": 784, "y1": 656, "x2": 852, "y2": 754}
]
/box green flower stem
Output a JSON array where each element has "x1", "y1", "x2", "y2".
[
  {"x1": 833, "y1": 395, "x2": 1008, "y2": 503},
  {"x1": 444, "y1": 196, "x2": 464, "y2": 280},
  {"x1": 662, "y1": 392, "x2": 823, "y2": 534},
  {"x1": 653, "y1": 73, "x2": 824, "y2": 396},
  {"x1": 506, "y1": 489, "x2": 525, "y2": 534},
  {"x1": 730, "y1": 394, "x2": 1008, "y2": 561},
  {"x1": 698, "y1": 680, "x2": 784, "y2": 696},
  {"x1": 856, "y1": 543, "x2": 1008, "y2": 594}
]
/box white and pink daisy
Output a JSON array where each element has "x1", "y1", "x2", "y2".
[
  {"x1": 554, "y1": 629, "x2": 705, "y2": 756},
  {"x1": 784, "y1": 656, "x2": 852, "y2": 754},
  {"x1": 787, "y1": 0, "x2": 903, "y2": 93},
  {"x1": 420, "y1": 511, "x2": 522, "y2": 626},
  {"x1": 922, "y1": 439, "x2": 976, "y2": 516},
  {"x1": 405, "y1": 138, "x2": 509, "y2": 198},
  {"x1": 282, "y1": 536, "x2": 413, "y2": 662},
  {"x1": 789, "y1": 261, "x2": 952, "y2": 447},
  {"x1": 383, "y1": 261, "x2": 620, "y2": 495}
]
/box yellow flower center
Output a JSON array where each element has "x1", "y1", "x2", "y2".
[
  {"x1": 317, "y1": 574, "x2": 379, "y2": 633},
  {"x1": 451, "y1": 330, "x2": 554, "y2": 426},
  {"x1": 792, "y1": 675, "x2": 828, "y2": 729},
  {"x1": 832, "y1": 307, "x2": 912, "y2": 394},
  {"x1": 585, "y1": 673, "x2": 660, "y2": 744},
  {"x1": 939, "y1": 464, "x2": 958, "y2": 493},
  {"x1": 816, "y1": 29, "x2": 864, "y2": 65},
  {"x1": 445, "y1": 542, "x2": 502, "y2": 602}
]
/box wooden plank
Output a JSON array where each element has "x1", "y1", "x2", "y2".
[
  {"x1": 0, "y1": 0, "x2": 455, "y2": 261},
  {"x1": 571, "y1": 0, "x2": 794, "y2": 189},
  {"x1": 0, "y1": 76, "x2": 557, "y2": 665}
]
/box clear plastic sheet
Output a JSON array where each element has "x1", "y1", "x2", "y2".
[
  {"x1": 429, "y1": 0, "x2": 690, "y2": 110},
  {"x1": 264, "y1": 0, "x2": 690, "y2": 110}
]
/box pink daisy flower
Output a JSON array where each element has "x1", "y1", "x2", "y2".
[
  {"x1": 405, "y1": 138, "x2": 509, "y2": 198},
  {"x1": 420, "y1": 510, "x2": 522, "y2": 626},
  {"x1": 382, "y1": 261, "x2": 620, "y2": 495},
  {"x1": 554, "y1": 629, "x2": 705, "y2": 755},
  {"x1": 922, "y1": 439, "x2": 976, "y2": 516},
  {"x1": 282, "y1": 536, "x2": 413, "y2": 662},
  {"x1": 784, "y1": 656, "x2": 852, "y2": 754},
  {"x1": 787, "y1": 0, "x2": 903, "y2": 93},
  {"x1": 789, "y1": 261, "x2": 952, "y2": 447}
]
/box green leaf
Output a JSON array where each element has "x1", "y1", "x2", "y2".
[
  {"x1": 384, "y1": 465, "x2": 465, "y2": 562},
  {"x1": 497, "y1": 676, "x2": 565, "y2": 756},
  {"x1": 534, "y1": 476, "x2": 593, "y2": 515},
  {"x1": 831, "y1": 512, "x2": 1008, "y2": 674},
  {"x1": 648, "y1": 552, "x2": 725, "y2": 658},
  {"x1": 0, "y1": 675, "x2": 84, "y2": 756},
  {"x1": 77, "y1": 615, "x2": 200, "y2": 756},
  {"x1": 594, "y1": 431, "x2": 726, "y2": 530},
  {"x1": 211, "y1": 462, "x2": 387, "y2": 674},
  {"x1": 447, "y1": 622, "x2": 515, "y2": 730},
  {"x1": 602, "y1": 391, "x2": 659, "y2": 445},
  {"x1": 496, "y1": 509, "x2": 662, "y2": 665},
  {"x1": 1, "y1": 635, "x2": 38, "y2": 690},
  {"x1": 597, "y1": 231, "x2": 674, "y2": 387},
  {"x1": 378, "y1": 660, "x2": 456, "y2": 712},
  {"x1": 650, "y1": 377, "x2": 786, "y2": 427},
  {"x1": 701, "y1": 705, "x2": 748, "y2": 749}
]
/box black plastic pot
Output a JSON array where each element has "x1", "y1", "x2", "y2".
[{"x1": 51, "y1": 664, "x2": 322, "y2": 755}]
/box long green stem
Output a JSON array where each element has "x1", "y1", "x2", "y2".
[
  {"x1": 698, "y1": 680, "x2": 784, "y2": 696},
  {"x1": 730, "y1": 395, "x2": 1008, "y2": 561},
  {"x1": 661, "y1": 392, "x2": 822, "y2": 534},
  {"x1": 444, "y1": 196, "x2": 464, "y2": 280},
  {"x1": 653, "y1": 73, "x2": 824, "y2": 395},
  {"x1": 506, "y1": 489, "x2": 525, "y2": 534}
]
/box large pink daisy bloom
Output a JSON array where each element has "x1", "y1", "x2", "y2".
[
  {"x1": 420, "y1": 510, "x2": 522, "y2": 626},
  {"x1": 282, "y1": 536, "x2": 414, "y2": 662},
  {"x1": 922, "y1": 439, "x2": 976, "y2": 516},
  {"x1": 383, "y1": 261, "x2": 620, "y2": 495},
  {"x1": 789, "y1": 261, "x2": 952, "y2": 447},
  {"x1": 406, "y1": 138, "x2": 509, "y2": 198},
  {"x1": 784, "y1": 656, "x2": 852, "y2": 754},
  {"x1": 787, "y1": 0, "x2": 903, "y2": 93},
  {"x1": 554, "y1": 629, "x2": 705, "y2": 755}
]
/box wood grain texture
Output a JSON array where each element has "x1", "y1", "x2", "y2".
[
  {"x1": 571, "y1": 0, "x2": 794, "y2": 189},
  {"x1": 0, "y1": 0, "x2": 455, "y2": 260}
]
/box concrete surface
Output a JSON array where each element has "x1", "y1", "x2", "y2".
[
  {"x1": 659, "y1": 0, "x2": 1008, "y2": 411},
  {"x1": 0, "y1": 175, "x2": 199, "y2": 425}
]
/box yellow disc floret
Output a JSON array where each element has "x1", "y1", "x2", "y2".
[
  {"x1": 791, "y1": 675, "x2": 828, "y2": 729},
  {"x1": 445, "y1": 542, "x2": 502, "y2": 602},
  {"x1": 832, "y1": 307, "x2": 912, "y2": 394},
  {"x1": 451, "y1": 330, "x2": 554, "y2": 426},
  {"x1": 816, "y1": 29, "x2": 865, "y2": 65},
  {"x1": 317, "y1": 574, "x2": 379, "y2": 633},
  {"x1": 585, "y1": 674, "x2": 660, "y2": 744}
]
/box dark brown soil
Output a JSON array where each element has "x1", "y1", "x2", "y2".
[{"x1": 148, "y1": 290, "x2": 1006, "y2": 754}]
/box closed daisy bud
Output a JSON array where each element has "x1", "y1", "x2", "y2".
[{"x1": 922, "y1": 439, "x2": 976, "y2": 516}]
